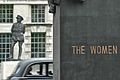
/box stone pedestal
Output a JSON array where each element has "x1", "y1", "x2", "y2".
[{"x1": 1, "y1": 61, "x2": 20, "y2": 80}]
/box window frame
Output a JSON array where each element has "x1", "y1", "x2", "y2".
[
  {"x1": 0, "y1": 4, "x2": 13, "y2": 23},
  {"x1": 31, "y1": 32, "x2": 46, "y2": 58},
  {"x1": 31, "y1": 4, "x2": 45, "y2": 23},
  {"x1": 23, "y1": 62, "x2": 53, "y2": 78},
  {"x1": 0, "y1": 33, "x2": 11, "y2": 62}
]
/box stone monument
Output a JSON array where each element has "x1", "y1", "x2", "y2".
[{"x1": 51, "y1": 0, "x2": 120, "y2": 80}]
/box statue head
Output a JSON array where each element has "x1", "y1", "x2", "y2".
[{"x1": 16, "y1": 15, "x2": 24, "y2": 22}]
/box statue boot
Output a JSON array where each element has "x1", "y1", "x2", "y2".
[{"x1": 8, "y1": 53, "x2": 13, "y2": 60}]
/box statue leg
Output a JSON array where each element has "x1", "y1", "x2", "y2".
[
  {"x1": 9, "y1": 40, "x2": 17, "y2": 59},
  {"x1": 18, "y1": 41, "x2": 23, "y2": 59}
]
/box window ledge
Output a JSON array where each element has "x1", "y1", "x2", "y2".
[
  {"x1": 0, "y1": 1, "x2": 48, "y2": 4},
  {"x1": 25, "y1": 22, "x2": 53, "y2": 25}
]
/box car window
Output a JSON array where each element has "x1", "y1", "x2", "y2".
[
  {"x1": 24, "y1": 63, "x2": 53, "y2": 77},
  {"x1": 12, "y1": 63, "x2": 21, "y2": 74},
  {"x1": 48, "y1": 63, "x2": 53, "y2": 75}
]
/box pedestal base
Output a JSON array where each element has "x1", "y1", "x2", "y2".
[{"x1": 1, "y1": 61, "x2": 20, "y2": 80}]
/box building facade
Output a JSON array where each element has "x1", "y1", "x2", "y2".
[{"x1": 0, "y1": 0, "x2": 53, "y2": 61}]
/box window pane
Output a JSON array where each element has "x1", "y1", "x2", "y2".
[
  {"x1": 31, "y1": 5, "x2": 45, "y2": 22},
  {"x1": 0, "y1": 33, "x2": 11, "y2": 62},
  {"x1": 0, "y1": 5, "x2": 13, "y2": 23},
  {"x1": 31, "y1": 33, "x2": 46, "y2": 58}
]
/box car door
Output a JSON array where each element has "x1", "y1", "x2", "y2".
[
  {"x1": 23, "y1": 62, "x2": 53, "y2": 80},
  {"x1": 25, "y1": 76, "x2": 53, "y2": 80}
]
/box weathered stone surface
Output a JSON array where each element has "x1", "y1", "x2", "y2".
[
  {"x1": 1, "y1": 61, "x2": 20, "y2": 80},
  {"x1": 54, "y1": 0, "x2": 120, "y2": 80}
]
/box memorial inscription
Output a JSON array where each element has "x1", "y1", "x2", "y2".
[{"x1": 72, "y1": 45, "x2": 118, "y2": 55}]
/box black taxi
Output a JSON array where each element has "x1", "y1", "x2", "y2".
[{"x1": 8, "y1": 58, "x2": 53, "y2": 80}]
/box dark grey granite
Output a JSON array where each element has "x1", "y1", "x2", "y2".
[
  {"x1": 54, "y1": 0, "x2": 120, "y2": 80},
  {"x1": 53, "y1": 5, "x2": 60, "y2": 80}
]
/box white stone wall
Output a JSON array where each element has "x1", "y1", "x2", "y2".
[
  {"x1": 24, "y1": 24, "x2": 53, "y2": 58},
  {"x1": 1, "y1": 61, "x2": 20, "y2": 80},
  {"x1": 14, "y1": 5, "x2": 31, "y2": 23},
  {"x1": 46, "y1": 25, "x2": 53, "y2": 58},
  {"x1": 45, "y1": 5, "x2": 53, "y2": 24}
]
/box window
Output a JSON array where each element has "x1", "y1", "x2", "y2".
[
  {"x1": 25, "y1": 63, "x2": 53, "y2": 77},
  {"x1": 31, "y1": 33, "x2": 46, "y2": 58},
  {"x1": 31, "y1": 5, "x2": 45, "y2": 22},
  {"x1": 0, "y1": 5, "x2": 13, "y2": 23},
  {"x1": 0, "y1": 33, "x2": 11, "y2": 62}
]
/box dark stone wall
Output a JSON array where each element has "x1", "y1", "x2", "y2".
[{"x1": 54, "y1": 0, "x2": 120, "y2": 80}]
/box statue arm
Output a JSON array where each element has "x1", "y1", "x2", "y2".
[
  {"x1": 11, "y1": 24, "x2": 14, "y2": 33},
  {"x1": 23, "y1": 25, "x2": 25, "y2": 34}
]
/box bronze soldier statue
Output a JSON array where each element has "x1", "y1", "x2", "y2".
[{"x1": 9, "y1": 15, "x2": 25, "y2": 60}]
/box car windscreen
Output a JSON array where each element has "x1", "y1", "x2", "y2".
[{"x1": 11, "y1": 62, "x2": 21, "y2": 75}]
